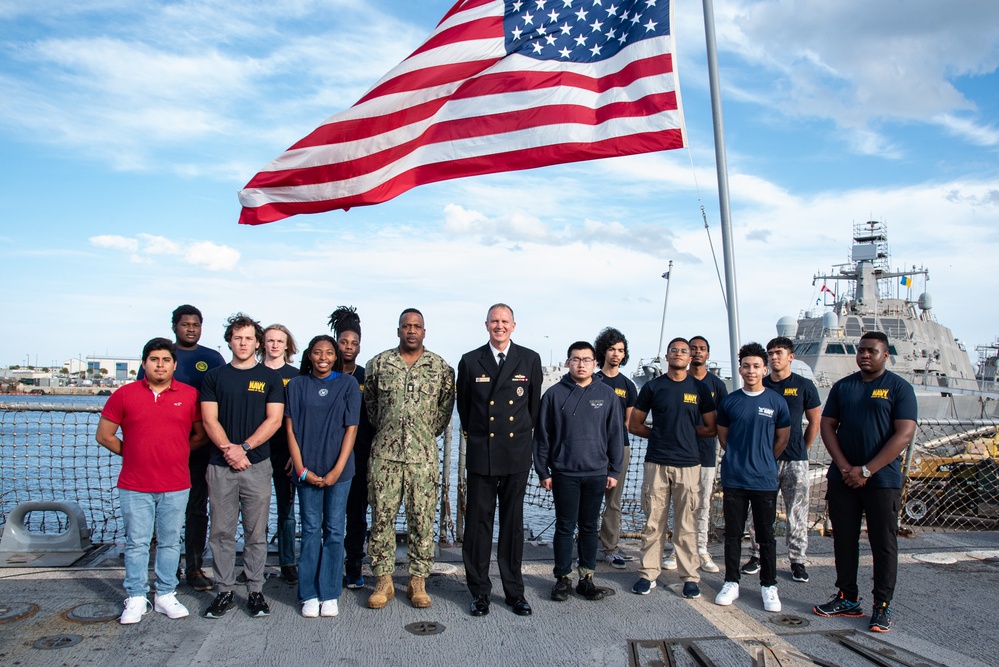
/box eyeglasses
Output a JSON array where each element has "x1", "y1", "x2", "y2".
[
  {"x1": 568, "y1": 357, "x2": 595, "y2": 365},
  {"x1": 667, "y1": 348, "x2": 690, "y2": 355}
]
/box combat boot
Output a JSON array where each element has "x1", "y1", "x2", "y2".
[
  {"x1": 368, "y1": 575, "x2": 395, "y2": 609},
  {"x1": 406, "y1": 575, "x2": 432, "y2": 608}
]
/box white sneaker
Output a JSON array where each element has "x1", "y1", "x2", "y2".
[
  {"x1": 120, "y1": 596, "x2": 151, "y2": 624},
  {"x1": 153, "y1": 592, "x2": 189, "y2": 619},
  {"x1": 320, "y1": 599, "x2": 339, "y2": 617},
  {"x1": 662, "y1": 551, "x2": 677, "y2": 570},
  {"x1": 301, "y1": 598, "x2": 320, "y2": 618},
  {"x1": 699, "y1": 552, "x2": 720, "y2": 573},
  {"x1": 714, "y1": 582, "x2": 740, "y2": 606},
  {"x1": 762, "y1": 585, "x2": 781, "y2": 612}
]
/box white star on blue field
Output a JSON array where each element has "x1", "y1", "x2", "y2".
[{"x1": 2, "y1": 0, "x2": 997, "y2": 372}]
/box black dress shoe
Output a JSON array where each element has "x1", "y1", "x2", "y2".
[
  {"x1": 469, "y1": 595, "x2": 490, "y2": 617},
  {"x1": 505, "y1": 595, "x2": 532, "y2": 616},
  {"x1": 281, "y1": 565, "x2": 299, "y2": 584}
]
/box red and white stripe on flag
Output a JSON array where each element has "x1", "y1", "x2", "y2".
[{"x1": 238, "y1": 0, "x2": 686, "y2": 225}]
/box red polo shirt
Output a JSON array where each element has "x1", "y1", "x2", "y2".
[{"x1": 101, "y1": 379, "x2": 201, "y2": 493}]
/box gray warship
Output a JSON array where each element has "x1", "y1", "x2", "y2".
[{"x1": 778, "y1": 220, "x2": 999, "y2": 418}]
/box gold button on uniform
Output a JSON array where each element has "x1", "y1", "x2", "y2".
[
  {"x1": 489, "y1": 416, "x2": 494, "y2": 421},
  {"x1": 508, "y1": 400, "x2": 514, "y2": 405},
  {"x1": 509, "y1": 416, "x2": 514, "y2": 421},
  {"x1": 489, "y1": 400, "x2": 495, "y2": 406},
  {"x1": 490, "y1": 433, "x2": 494, "y2": 438},
  {"x1": 509, "y1": 433, "x2": 514, "y2": 437}
]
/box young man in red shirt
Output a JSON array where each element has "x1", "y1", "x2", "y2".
[{"x1": 97, "y1": 338, "x2": 207, "y2": 624}]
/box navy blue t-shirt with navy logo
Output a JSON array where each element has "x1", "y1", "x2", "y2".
[
  {"x1": 634, "y1": 374, "x2": 715, "y2": 467},
  {"x1": 763, "y1": 372, "x2": 820, "y2": 462},
  {"x1": 716, "y1": 389, "x2": 791, "y2": 491},
  {"x1": 822, "y1": 370, "x2": 917, "y2": 489}
]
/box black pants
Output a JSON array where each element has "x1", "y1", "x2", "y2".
[
  {"x1": 462, "y1": 470, "x2": 528, "y2": 599},
  {"x1": 270, "y1": 447, "x2": 297, "y2": 567},
  {"x1": 184, "y1": 448, "x2": 211, "y2": 572},
  {"x1": 827, "y1": 479, "x2": 901, "y2": 604},
  {"x1": 344, "y1": 454, "x2": 370, "y2": 568},
  {"x1": 723, "y1": 487, "x2": 778, "y2": 586}
]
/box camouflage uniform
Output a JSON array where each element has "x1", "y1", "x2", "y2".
[{"x1": 364, "y1": 348, "x2": 455, "y2": 577}]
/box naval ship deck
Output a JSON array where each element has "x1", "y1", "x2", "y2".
[{"x1": 2, "y1": 531, "x2": 997, "y2": 667}]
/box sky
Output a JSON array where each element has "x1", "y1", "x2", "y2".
[{"x1": 2, "y1": 0, "x2": 997, "y2": 376}]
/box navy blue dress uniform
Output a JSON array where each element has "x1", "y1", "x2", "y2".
[{"x1": 457, "y1": 342, "x2": 542, "y2": 613}]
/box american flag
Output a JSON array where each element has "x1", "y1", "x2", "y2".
[{"x1": 238, "y1": 0, "x2": 685, "y2": 225}]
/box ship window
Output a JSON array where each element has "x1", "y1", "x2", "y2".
[
  {"x1": 888, "y1": 345, "x2": 898, "y2": 356},
  {"x1": 825, "y1": 344, "x2": 847, "y2": 354},
  {"x1": 845, "y1": 344, "x2": 856, "y2": 354},
  {"x1": 800, "y1": 343, "x2": 817, "y2": 356}
]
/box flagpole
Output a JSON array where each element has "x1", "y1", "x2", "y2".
[
  {"x1": 701, "y1": 0, "x2": 741, "y2": 390},
  {"x1": 657, "y1": 261, "x2": 674, "y2": 358}
]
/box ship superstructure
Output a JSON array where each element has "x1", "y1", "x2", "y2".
[{"x1": 780, "y1": 220, "x2": 997, "y2": 417}]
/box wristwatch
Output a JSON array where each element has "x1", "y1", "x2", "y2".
[
  {"x1": 861, "y1": 465, "x2": 871, "y2": 478},
  {"x1": 241, "y1": 442, "x2": 251, "y2": 452}
]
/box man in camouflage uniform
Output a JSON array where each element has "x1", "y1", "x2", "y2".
[{"x1": 363, "y1": 308, "x2": 455, "y2": 609}]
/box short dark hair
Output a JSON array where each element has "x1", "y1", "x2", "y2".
[
  {"x1": 689, "y1": 335, "x2": 710, "y2": 351},
  {"x1": 142, "y1": 337, "x2": 176, "y2": 362},
  {"x1": 171, "y1": 304, "x2": 203, "y2": 328},
  {"x1": 223, "y1": 312, "x2": 264, "y2": 344},
  {"x1": 667, "y1": 336, "x2": 689, "y2": 351},
  {"x1": 399, "y1": 308, "x2": 424, "y2": 325},
  {"x1": 860, "y1": 331, "x2": 890, "y2": 350},
  {"x1": 299, "y1": 335, "x2": 344, "y2": 376},
  {"x1": 594, "y1": 327, "x2": 630, "y2": 366},
  {"x1": 738, "y1": 342, "x2": 768, "y2": 364},
  {"x1": 766, "y1": 336, "x2": 795, "y2": 354},
  {"x1": 567, "y1": 341, "x2": 596, "y2": 358},
  {"x1": 487, "y1": 303, "x2": 515, "y2": 320}
]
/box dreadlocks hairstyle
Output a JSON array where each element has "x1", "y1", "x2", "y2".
[{"x1": 328, "y1": 305, "x2": 361, "y2": 339}]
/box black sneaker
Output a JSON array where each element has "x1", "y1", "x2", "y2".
[
  {"x1": 575, "y1": 575, "x2": 605, "y2": 601},
  {"x1": 740, "y1": 557, "x2": 761, "y2": 575},
  {"x1": 813, "y1": 591, "x2": 864, "y2": 617},
  {"x1": 869, "y1": 601, "x2": 892, "y2": 632},
  {"x1": 791, "y1": 562, "x2": 809, "y2": 582},
  {"x1": 281, "y1": 565, "x2": 298, "y2": 584},
  {"x1": 247, "y1": 592, "x2": 270, "y2": 618},
  {"x1": 550, "y1": 576, "x2": 572, "y2": 602},
  {"x1": 204, "y1": 591, "x2": 234, "y2": 619},
  {"x1": 186, "y1": 569, "x2": 215, "y2": 592}
]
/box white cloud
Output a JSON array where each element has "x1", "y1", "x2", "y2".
[
  {"x1": 89, "y1": 234, "x2": 138, "y2": 253},
  {"x1": 934, "y1": 114, "x2": 999, "y2": 147},
  {"x1": 89, "y1": 234, "x2": 239, "y2": 271},
  {"x1": 185, "y1": 241, "x2": 241, "y2": 271},
  {"x1": 693, "y1": 0, "x2": 999, "y2": 155}
]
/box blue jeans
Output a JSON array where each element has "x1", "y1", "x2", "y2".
[
  {"x1": 551, "y1": 474, "x2": 606, "y2": 578},
  {"x1": 297, "y1": 479, "x2": 351, "y2": 602},
  {"x1": 120, "y1": 488, "x2": 189, "y2": 598}
]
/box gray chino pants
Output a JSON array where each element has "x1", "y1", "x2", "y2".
[{"x1": 207, "y1": 460, "x2": 273, "y2": 593}]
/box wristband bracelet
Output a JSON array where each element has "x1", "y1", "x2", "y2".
[{"x1": 299, "y1": 468, "x2": 309, "y2": 482}]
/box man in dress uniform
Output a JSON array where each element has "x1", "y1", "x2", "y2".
[{"x1": 457, "y1": 303, "x2": 543, "y2": 617}]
